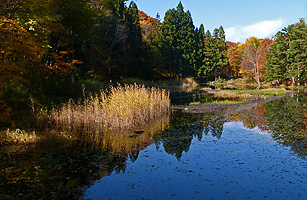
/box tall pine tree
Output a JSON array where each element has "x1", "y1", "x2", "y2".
[
  {"x1": 159, "y1": 1, "x2": 196, "y2": 78},
  {"x1": 212, "y1": 26, "x2": 228, "y2": 80}
]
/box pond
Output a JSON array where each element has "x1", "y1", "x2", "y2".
[{"x1": 2, "y1": 90, "x2": 307, "y2": 199}]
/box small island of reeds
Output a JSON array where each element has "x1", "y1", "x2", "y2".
[{"x1": 49, "y1": 84, "x2": 170, "y2": 139}]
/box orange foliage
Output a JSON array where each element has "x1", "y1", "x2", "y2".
[
  {"x1": 0, "y1": 17, "x2": 42, "y2": 84},
  {"x1": 43, "y1": 50, "x2": 83, "y2": 74},
  {"x1": 227, "y1": 42, "x2": 243, "y2": 76},
  {"x1": 239, "y1": 37, "x2": 273, "y2": 87},
  {"x1": 138, "y1": 10, "x2": 160, "y2": 43}
]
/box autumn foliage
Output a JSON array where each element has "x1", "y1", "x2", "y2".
[
  {"x1": 44, "y1": 50, "x2": 82, "y2": 74},
  {"x1": 138, "y1": 10, "x2": 159, "y2": 43},
  {"x1": 0, "y1": 17, "x2": 42, "y2": 85},
  {"x1": 0, "y1": 17, "x2": 42, "y2": 121},
  {"x1": 227, "y1": 37, "x2": 273, "y2": 88}
]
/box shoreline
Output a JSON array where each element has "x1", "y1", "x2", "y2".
[{"x1": 172, "y1": 91, "x2": 295, "y2": 114}]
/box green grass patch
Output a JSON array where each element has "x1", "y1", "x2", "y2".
[
  {"x1": 232, "y1": 89, "x2": 288, "y2": 97},
  {"x1": 190, "y1": 100, "x2": 246, "y2": 105},
  {"x1": 210, "y1": 100, "x2": 246, "y2": 104}
]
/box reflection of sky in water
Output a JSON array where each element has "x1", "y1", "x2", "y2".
[
  {"x1": 84, "y1": 121, "x2": 307, "y2": 199},
  {"x1": 231, "y1": 122, "x2": 271, "y2": 135}
]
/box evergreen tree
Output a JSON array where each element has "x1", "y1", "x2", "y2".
[
  {"x1": 87, "y1": 2, "x2": 127, "y2": 79},
  {"x1": 160, "y1": 8, "x2": 178, "y2": 78},
  {"x1": 180, "y1": 10, "x2": 196, "y2": 76},
  {"x1": 198, "y1": 30, "x2": 214, "y2": 80},
  {"x1": 194, "y1": 24, "x2": 205, "y2": 77},
  {"x1": 265, "y1": 19, "x2": 306, "y2": 85},
  {"x1": 159, "y1": 1, "x2": 196, "y2": 78},
  {"x1": 265, "y1": 30, "x2": 289, "y2": 84},
  {"x1": 212, "y1": 26, "x2": 228, "y2": 80},
  {"x1": 287, "y1": 19, "x2": 307, "y2": 85},
  {"x1": 125, "y1": 1, "x2": 151, "y2": 78}
]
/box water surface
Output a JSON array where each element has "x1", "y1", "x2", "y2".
[
  {"x1": 2, "y1": 91, "x2": 307, "y2": 200},
  {"x1": 84, "y1": 109, "x2": 307, "y2": 199}
]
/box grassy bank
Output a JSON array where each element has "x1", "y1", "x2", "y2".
[
  {"x1": 204, "y1": 89, "x2": 288, "y2": 101},
  {"x1": 207, "y1": 77, "x2": 305, "y2": 91}
]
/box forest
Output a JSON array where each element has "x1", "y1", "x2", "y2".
[{"x1": 0, "y1": 0, "x2": 306, "y2": 126}]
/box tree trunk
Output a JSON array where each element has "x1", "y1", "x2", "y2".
[
  {"x1": 214, "y1": 68, "x2": 217, "y2": 81},
  {"x1": 298, "y1": 66, "x2": 300, "y2": 86},
  {"x1": 255, "y1": 62, "x2": 260, "y2": 90}
]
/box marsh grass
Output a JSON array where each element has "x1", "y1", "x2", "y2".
[{"x1": 50, "y1": 84, "x2": 170, "y2": 134}]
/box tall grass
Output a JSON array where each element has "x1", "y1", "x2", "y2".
[{"x1": 50, "y1": 84, "x2": 170, "y2": 133}]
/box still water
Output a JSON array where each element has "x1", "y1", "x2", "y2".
[
  {"x1": 83, "y1": 92, "x2": 307, "y2": 200},
  {"x1": 2, "y1": 92, "x2": 307, "y2": 199}
]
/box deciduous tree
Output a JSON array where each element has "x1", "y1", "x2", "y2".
[{"x1": 241, "y1": 37, "x2": 272, "y2": 89}]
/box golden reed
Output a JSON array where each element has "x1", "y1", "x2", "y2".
[{"x1": 50, "y1": 84, "x2": 170, "y2": 133}]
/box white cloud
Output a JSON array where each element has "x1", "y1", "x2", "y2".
[{"x1": 225, "y1": 18, "x2": 285, "y2": 43}]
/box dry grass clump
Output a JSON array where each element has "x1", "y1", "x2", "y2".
[
  {"x1": 50, "y1": 84, "x2": 170, "y2": 133},
  {"x1": 182, "y1": 77, "x2": 198, "y2": 88},
  {"x1": 2, "y1": 129, "x2": 39, "y2": 144}
]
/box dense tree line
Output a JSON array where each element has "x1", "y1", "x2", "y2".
[
  {"x1": 0, "y1": 0, "x2": 230, "y2": 124},
  {"x1": 151, "y1": 2, "x2": 228, "y2": 80}
]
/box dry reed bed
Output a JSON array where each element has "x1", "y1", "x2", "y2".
[{"x1": 50, "y1": 84, "x2": 170, "y2": 133}]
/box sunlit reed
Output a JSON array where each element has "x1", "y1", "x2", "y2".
[
  {"x1": 50, "y1": 84, "x2": 170, "y2": 134},
  {"x1": 2, "y1": 129, "x2": 39, "y2": 144}
]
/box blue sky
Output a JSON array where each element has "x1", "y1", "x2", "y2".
[{"x1": 127, "y1": 0, "x2": 306, "y2": 43}]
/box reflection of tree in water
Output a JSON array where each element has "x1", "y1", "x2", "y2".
[
  {"x1": 157, "y1": 111, "x2": 225, "y2": 160},
  {"x1": 202, "y1": 113, "x2": 225, "y2": 139},
  {"x1": 226, "y1": 103, "x2": 270, "y2": 133},
  {"x1": 225, "y1": 93, "x2": 307, "y2": 157},
  {"x1": 0, "y1": 139, "x2": 128, "y2": 200},
  {"x1": 0, "y1": 116, "x2": 170, "y2": 199},
  {"x1": 264, "y1": 95, "x2": 307, "y2": 157}
]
